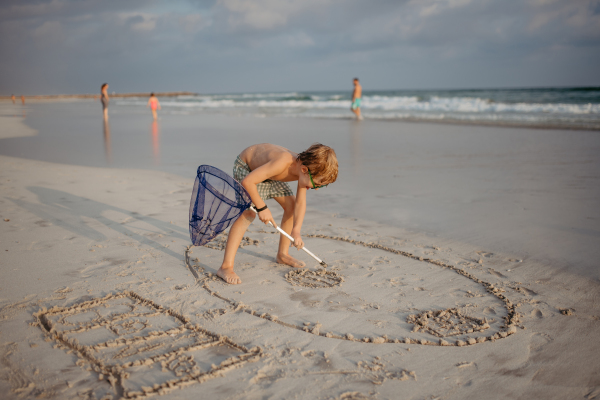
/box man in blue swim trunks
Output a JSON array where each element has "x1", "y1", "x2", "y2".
[{"x1": 351, "y1": 77, "x2": 363, "y2": 120}]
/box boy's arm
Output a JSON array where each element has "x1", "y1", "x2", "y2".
[
  {"x1": 241, "y1": 157, "x2": 290, "y2": 228},
  {"x1": 290, "y1": 185, "x2": 307, "y2": 249}
]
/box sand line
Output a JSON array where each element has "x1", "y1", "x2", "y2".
[
  {"x1": 32, "y1": 291, "x2": 263, "y2": 399},
  {"x1": 186, "y1": 233, "x2": 522, "y2": 346}
]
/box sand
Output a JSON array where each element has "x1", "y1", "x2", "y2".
[
  {"x1": 1, "y1": 105, "x2": 599, "y2": 399},
  {"x1": 0, "y1": 105, "x2": 36, "y2": 139}
]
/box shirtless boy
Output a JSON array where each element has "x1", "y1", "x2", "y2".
[
  {"x1": 217, "y1": 143, "x2": 338, "y2": 285},
  {"x1": 351, "y1": 77, "x2": 363, "y2": 120}
]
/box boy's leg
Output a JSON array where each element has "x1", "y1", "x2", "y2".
[
  {"x1": 273, "y1": 196, "x2": 306, "y2": 268},
  {"x1": 217, "y1": 209, "x2": 255, "y2": 284}
]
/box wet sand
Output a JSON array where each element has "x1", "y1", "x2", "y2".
[{"x1": 0, "y1": 103, "x2": 599, "y2": 399}]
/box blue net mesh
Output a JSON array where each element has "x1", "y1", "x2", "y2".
[{"x1": 189, "y1": 165, "x2": 252, "y2": 246}]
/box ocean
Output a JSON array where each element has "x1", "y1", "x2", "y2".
[{"x1": 114, "y1": 87, "x2": 600, "y2": 130}]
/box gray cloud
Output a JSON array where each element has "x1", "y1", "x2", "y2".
[{"x1": 0, "y1": 0, "x2": 598, "y2": 95}]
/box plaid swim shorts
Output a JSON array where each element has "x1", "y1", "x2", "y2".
[{"x1": 233, "y1": 155, "x2": 294, "y2": 201}]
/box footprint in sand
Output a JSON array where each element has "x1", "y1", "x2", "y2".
[
  {"x1": 531, "y1": 309, "x2": 544, "y2": 318},
  {"x1": 487, "y1": 268, "x2": 507, "y2": 278}
]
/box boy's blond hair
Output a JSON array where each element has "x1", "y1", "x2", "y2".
[{"x1": 297, "y1": 143, "x2": 338, "y2": 184}]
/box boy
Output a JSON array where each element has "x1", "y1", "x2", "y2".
[{"x1": 217, "y1": 143, "x2": 338, "y2": 285}]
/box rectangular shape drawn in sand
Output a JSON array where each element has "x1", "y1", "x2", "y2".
[{"x1": 33, "y1": 291, "x2": 262, "y2": 398}]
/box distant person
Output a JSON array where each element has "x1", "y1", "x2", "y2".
[
  {"x1": 11, "y1": 94, "x2": 15, "y2": 104},
  {"x1": 147, "y1": 93, "x2": 161, "y2": 120},
  {"x1": 21, "y1": 95, "x2": 25, "y2": 105},
  {"x1": 101, "y1": 83, "x2": 109, "y2": 119},
  {"x1": 351, "y1": 78, "x2": 362, "y2": 120}
]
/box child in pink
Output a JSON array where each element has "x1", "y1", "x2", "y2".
[{"x1": 147, "y1": 93, "x2": 161, "y2": 120}]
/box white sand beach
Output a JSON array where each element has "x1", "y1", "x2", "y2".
[{"x1": 1, "y1": 102, "x2": 599, "y2": 399}]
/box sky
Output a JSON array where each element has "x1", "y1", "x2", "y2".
[{"x1": 1, "y1": 0, "x2": 599, "y2": 95}]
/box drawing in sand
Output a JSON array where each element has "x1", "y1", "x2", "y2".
[
  {"x1": 186, "y1": 229, "x2": 520, "y2": 346},
  {"x1": 33, "y1": 291, "x2": 262, "y2": 399}
]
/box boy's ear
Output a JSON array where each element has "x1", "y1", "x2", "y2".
[{"x1": 300, "y1": 164, "x2": 308, "y2": 174}]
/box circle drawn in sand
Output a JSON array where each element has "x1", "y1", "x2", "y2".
[
  {"x1": 186, "y1": 230, "x2": 521, "y2": 346},
  {"x1": 285, "y1": 268, "x2": 344, "y2": 288},
  {"x1": 407, "y1": 309, "x2": 490, "y2": 338}
]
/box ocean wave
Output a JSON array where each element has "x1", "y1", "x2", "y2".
[
  {"x1": 118, "y1": 95, "x2": 600, "y2": 115},
  {"x1": 364, "y1": 96, "x2": 600, "y2": 115},
  {"x1": 113, "y1": 88, "x2": 600, "y2": 129}
]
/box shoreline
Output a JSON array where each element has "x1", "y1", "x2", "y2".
[
  {"x1": 0, "y1": 91, "x2": 196, "y2": 101},
  {"x1": 310, "y1": 114, "x2": 600, "y2": 131},
  {"x1": 2, "y1": 93, "x2": 598, "y2": 131}
]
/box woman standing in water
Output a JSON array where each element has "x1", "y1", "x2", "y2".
[
  {"x1": 147, "y1": 93, "x2": 161, "y2": 120},
  {"x1": 101, "y1": 83, "x2": 109, "y2": 120}
]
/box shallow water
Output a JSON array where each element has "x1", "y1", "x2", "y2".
[{"x1": 3, "y1": 101, "x2": 600, "y2": 279}]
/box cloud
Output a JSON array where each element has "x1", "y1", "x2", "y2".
[
  {"x1": 180, "y1": 14, "x2": 208, "y2": 33},
  {"x1": 217, "y1": 0, "x2": 313, "y2": 30},
  {"x1": 0, "y1": 0, "x2": 598, "y2": 94},
  {"x1": 31, "y1": 20, "x2": 64, "y2": 46},
  {"x1": 119, "y1": 13, "x2": 157, "y2": 32}
]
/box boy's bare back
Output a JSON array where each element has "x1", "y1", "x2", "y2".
[{"x1": 240, "y1": 144, "x2": 299, "y2": 183}]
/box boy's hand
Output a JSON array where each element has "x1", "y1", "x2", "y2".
[
  {"x1": 291, "y1": 232, "x2": 304, "y2": 250},
  {"x1": 258, "y1": 208, "x2": 277, "y2": 228}
]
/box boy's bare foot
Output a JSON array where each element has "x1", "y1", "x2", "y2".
[
  {"x1": 217, "y1": 266, "x2": 242, "y2": 284},
  {"x1": 276, "y1": 253, "x2": 306, "y2": 268}
]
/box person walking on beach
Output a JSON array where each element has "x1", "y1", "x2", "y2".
[
  {"x1": 217, "y1": 143, "x2": 338, "y2": 285},
  {"x1": 147, "y1": 93, "x2": 161, "y2": 120},
  {"x1": 21, "y1": 95, "x2": 25, "y2": 105},
  {"x1": 101, "y1": 83, "x2": 109, "y2": 120},
  {"x1": 11, "y1": 94, "x2": 15, "y2": 104},
  {"x1": 351, "y1": 78, "x2": 363, "y2": 120}
]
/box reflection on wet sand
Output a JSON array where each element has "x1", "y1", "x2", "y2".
[
  {"x1": 103, "y1": 119, "x2": 111, "y2": 163},
  {"x1": 151, "y1": 120, "x2": 160, "y2": 165},
  {"x1": 350, "y1": 121, "x2": 362, "y2": 175}
]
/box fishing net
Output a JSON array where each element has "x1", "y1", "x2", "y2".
[{"x1": 189, "y1": 165, "x2": 252, "y2": 246}]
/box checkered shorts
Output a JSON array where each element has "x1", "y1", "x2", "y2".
[{"x1": 233, "y1": 155, "x2": 294, "y2": 201}]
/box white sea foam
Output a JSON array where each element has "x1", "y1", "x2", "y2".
[
  {"x1": 114, "y1": 89, "x2": 600, "y2": 129},
  {"x1": 117, "y1": 94, "x2": 600, "y2": 114}
]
